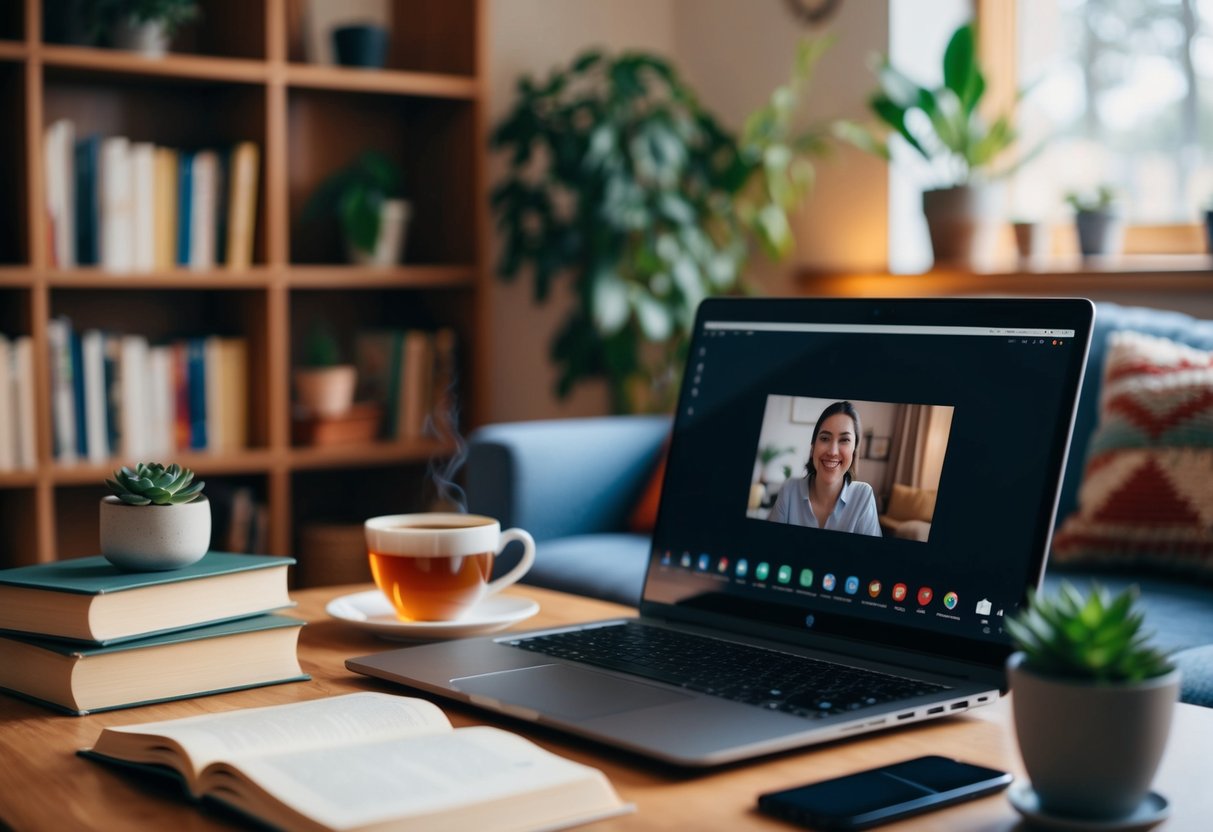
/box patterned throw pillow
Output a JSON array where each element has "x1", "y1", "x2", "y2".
[{"x1": 1051, "y1": 330, "x2": 1213, "y2": 575}]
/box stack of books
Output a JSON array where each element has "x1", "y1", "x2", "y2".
[{"x1": 0, "y1": 552, "x2": 306, "y2": 715}]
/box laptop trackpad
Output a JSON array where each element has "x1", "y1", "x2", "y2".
[{"x1": 452, "y1": 663, "x2": 691, "y2": 721}]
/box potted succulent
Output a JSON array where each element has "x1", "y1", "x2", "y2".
[
  {"x1": 837, "y1": 23, "x2": 1040, "y2": 268},
  {"x1": 294, "y1": 323, "x2": 356, "y2": 418},
  {"x1": 91, "y1": 0, "x2": 201, "y2": 57},
  {"x1": 1066, "y1": 185, "x2": 1123, "y2": 257},
  {"x1": 1006, "y1": 582, "x2": 1178, "y2": 822},
  {"x1": 492, "y1": 41, "x2": 831, "y2": 413},
  {"x1": 101, "y1": 463, "x2": 209, "y2": 571},
  {"x1": 304, "y1": 151, "x2": 410, "y2": 266}
]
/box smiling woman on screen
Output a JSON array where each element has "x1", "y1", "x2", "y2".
[{"x1": 769, "y1": 401, "x2": 882, "y2": 537}]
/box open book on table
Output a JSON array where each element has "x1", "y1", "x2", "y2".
[{"x1": 81, "y1": 692, "x2": 631, "y2": 832}]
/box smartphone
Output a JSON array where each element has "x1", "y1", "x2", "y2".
[{"x1": 757, "y1": 755, "x2": 1012, "y2": 830}]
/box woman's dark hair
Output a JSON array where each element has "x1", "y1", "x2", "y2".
[{"x1": 805, "y1": 400, "x2": 862, "y2": 484}]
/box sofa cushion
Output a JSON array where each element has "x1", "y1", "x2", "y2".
[
  {"x1": 885, "y1": 483, "x2": 937, "y2": 522},
  {"x1": 520, "y1": 533, "x2": 651, "y2": 607},
  {"x1": 1051, "y1": 330, "x2": 1213, "y2": 577}
]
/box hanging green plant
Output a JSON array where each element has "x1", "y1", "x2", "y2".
[{"x1": 491, "y1": 40, "x2": 831, "y2": 413}]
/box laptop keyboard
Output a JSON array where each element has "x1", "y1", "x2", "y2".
[{"x1": 505, "y1": 622, "x2": 951, "y2": 719}]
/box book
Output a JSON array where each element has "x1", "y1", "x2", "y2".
[
  {"x1": 81, "y1": 692, "x2": 630, "y2": 832},
  {"x1": 99, "y1": 135, "x2": 133, "y2": 272},
  {"x1": 47, "y1": 316, "x2": 77, "y2": 463},
  {"x1": 187, "y1": 337, "x2": 208, "y2": 450},
  {"x1": 146, "y1": 344, "x2": 175, "y2": 456},
  {"x1": 153, "y1": 146, "x2": 179, "y2": 270},
  {"x1": 44, "y1": 118, "x2": 76, "y2": 268},
  {"x1": 0, "y1": 333, "x2": 12, "y2": 471},
  {"x1": 80, "y1": 328, "x2": 109, "y2": 463},
  {"x1": 398, "y1": 330, "x2": 433, "y2": 439},
  {"x1": 176, "y1": 150, "x2": 193, "y2": 266},
  {"x1": 0, "y1": 614, "x2": 307, "y2": 715},
  {"x1": 70, "y1": 326, "x2": 87, "y2": 459},
  {"x1": 74, "y1": 134, "x2": 101, "y2": 266},
  {"x1": 225, "y1": 141, "x2": 259, "y2": 270},
  {"x1": 12, "y1": 336, "x2": 36, "y2": 469},
  {"x1": 129, "y1": 141, "x2": 156, "y2": 273},
  {"x1": 189, "y1": 150, "x2": 219, "y2": 271},
  {"x1": 119, "y1": 333, "x2": 149, "y2": 459},
  {"x1": 0, "y1": 552, "x2": 294, "y2": 644},
  {"x1": 354, "y1": 328, "x2": 403, "y2": 438}
]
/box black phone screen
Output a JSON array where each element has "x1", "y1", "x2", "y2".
[{"x1": 758, "y1": 756, "x2": 1011, "y2": 829}]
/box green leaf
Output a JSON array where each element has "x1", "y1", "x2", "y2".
[
  {"x1": 591, "y1": 269, "x2": 630, "y2": 335},
  {"x1": 942, "y1": 23, "x2": 982, "y2": 114},
  {"x1": 633, "y1": 290, "x2": 673, "y2": 341}
]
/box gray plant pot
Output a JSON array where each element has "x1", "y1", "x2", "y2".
[
  {"x1": 1204, "y1": 209, "x2": 1213, "y2": 255},
  {"x1": 1007, "y1": 652, "x2": 1179, "y2": 820},
  {"x1": 1074, "y1": 209, "x2": 1124, "y2": 257},
  {"x1": 99, "y1": 496, "x2": 211, "y2": 571},
  {"x1": 922, "y1": 184, "x2": 1003, "y2": 268}
]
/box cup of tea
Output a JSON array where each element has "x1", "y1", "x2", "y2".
[{"x1": 364, "y1": 513, "x2": 536, "y2": 621}]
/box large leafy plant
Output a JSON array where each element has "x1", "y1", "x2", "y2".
[
  {"x1": 492, "y1": 42, "x2": 829, "y2": 412},
  {"x1": 1006, "y1": 582, "x2": 1173, "y2": 684},
  {"x1": 837, "y1": 22, "x2": 1031, "y2": 188},
  {"x1": 91, "y1": 0, "x2": 201, "y2": 37}
]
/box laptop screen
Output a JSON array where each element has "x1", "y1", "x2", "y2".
[{"x1": 642, "y1": 297, "x2": 1093, "y2": 667}]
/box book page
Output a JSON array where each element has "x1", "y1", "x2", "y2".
[
  {"x1": 95, "y1": 693, "x2": 450, "y2": 780},
  {"x1": 208, "y1": 726, "x2": 623, "y2": 832}
]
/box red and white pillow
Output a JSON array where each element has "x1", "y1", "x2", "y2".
[{"x1": 1051, "y1": 330, "x2": 1213, "y2": 575}]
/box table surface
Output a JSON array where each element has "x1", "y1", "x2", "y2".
[{"x1": 1, "y1": 584, "x2": 1209, "y2": 831}]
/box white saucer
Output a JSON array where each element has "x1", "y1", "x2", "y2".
[
  {"x1": 326, "y1": 590, "x2": 540, "y2": 641},
  {"x1": 1007, "y1": 782, "x2": 1170, "y2": 831}
]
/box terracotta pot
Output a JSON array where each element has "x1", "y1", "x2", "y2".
[
  {"x1": 100, "y1": 496, "x2": 211, "y2": 571},
  {"x1": 1007, "y1": 652, "x2": 1179, "y2": 820}
]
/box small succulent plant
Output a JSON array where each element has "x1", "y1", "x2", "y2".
[
  {"x1": 1007, "y1": 582, "x2": 1173, "y2": 684},
  {"x1": 106, "y1": 463, "x2": 205, "y2": 506}
]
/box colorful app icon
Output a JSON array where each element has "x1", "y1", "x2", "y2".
[
  {"x1": 717, "y1": 557, "x2": 729, "y2": 573},
  {"x1": 697, "y1": 554, "x2": 710, "y2": 571},
  {"x1": 756, "y1": 562, "x2": 770, "y2": 581},
  {"x1": 975, "y1": 598, "x2": 993, "y2": 616},
  {"x1": 680, "y1": 552, "x2": 692, "y2": 568},
  {"x1": 844, "y1": 576, "x2": 859, "y2": 595},
  {"x1": 736, "y1": 558, "x2": 749, "y2": 578},
  {"x1": 799, "y1": 568, "x2": 814, "y2": 588},
  {"x1": 892, "y1": 583, "x2": 908, "y2": 603},
  {"x1": 777, "y1": 565, "x2": 793, "y2": 584},
  {"x1": 917, "y1": 586, "x2": 934, "y2": 606},
  {"x1": 943, "y1": 591, "x2": 959, "y2": 610},
  {"x1": 822, "y1": 573, "x2": 837, "y2": 591},
  {"x1": 660, "y1": 550, "x2": 672, "y2": 566},
  {"x1": 868, "y1": 580, "x2": 882, "y2": 598}
]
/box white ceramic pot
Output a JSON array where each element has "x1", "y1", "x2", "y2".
[
  {"x1": 111, "y1": 18, "x2": 171, "y2": 58},
  {"x1": 1007, "y1": 652, "x2": 1180, "y2": 820},
  {"x1": 347, "y1": 199, "x2": 412, "y2": 266},
  {"x1": 100, "y1": 495, "x2": 211, "y2": 571},
  {"x1": 294, "y1": 364, "x2": 357, "y2": 417}
]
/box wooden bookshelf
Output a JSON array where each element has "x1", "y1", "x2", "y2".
[{"x1": 0, "y1": 0, "x2": 487, "y2": 569}]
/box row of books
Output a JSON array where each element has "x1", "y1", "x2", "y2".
[
  {"x1": 0, "y1": 552, "x2": 305, "y2": 715},
  {"x1": 0, "y1": 333, "x2": 36, "y2": 471},
  {"x1": 48, "y1": 316, "x2": 248, "y2": 464},
  {"x1": 44, "y1": 119, "x2": 260, "y2": 272},
  {"x1": 354, "y1": 327, "x2": 458, "y2": 441}
]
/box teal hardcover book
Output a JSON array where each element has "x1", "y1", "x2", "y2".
[
  {"x1": 0, "y1": 613, "x2": 309, "y2": 715},
  {"x1": 0, "y1": 552, "x2": 294, "y2": 644}
]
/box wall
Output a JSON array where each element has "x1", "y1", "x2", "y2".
[{"x1": 485, "y1": 0, "x2": 891, "y2": 423}]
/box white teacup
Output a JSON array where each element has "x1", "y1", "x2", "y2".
[{"x1": 364, "y1": 513, "x2": 535, "y2": 621}]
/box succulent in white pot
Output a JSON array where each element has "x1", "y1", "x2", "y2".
[
  {"x1": 101, "y1": 462, "x2": 210, "y2": 571},
  {"x1": 1006, "y1": 582, "x2": 1178, "y2": 822}
]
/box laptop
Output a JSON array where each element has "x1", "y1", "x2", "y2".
[{"x1": 349, "y1": 297, "x2": 1094, "y2": 767}]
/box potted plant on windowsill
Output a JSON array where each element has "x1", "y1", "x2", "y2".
[
  {"x1": 101, "y1": 463, "x2": 209, "y2": 571},
  {"x1": 1005, "y1": 582, "x2": 1178, "y2": 823},
  {"x1": 1066, "y1": 185, "x2": 1123, "y2": 257},
  {"x1": 837, "y1": 22, "x2": 1041, "y2": 269},
  {"x1": 304, "y1": 151, "x2": 410, "y2": 267}
]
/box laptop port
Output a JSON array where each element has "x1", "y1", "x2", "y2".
[
  {"x1": 897, "y1": 712, "x2": 915, "y2": 720},
  {"x1": 950, "y1": 701, "x2": 968, "y2": 710},
  {"x1": 927, "y1": 706, "x2": 945, "y2": 715}
]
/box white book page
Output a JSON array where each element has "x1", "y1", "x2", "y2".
[
  {"x1": 104, "y1": 693, "x2": 451, "y2": 775},
  {"x1": 214, "y1": 726, "x2": 607, "y2": 832}
]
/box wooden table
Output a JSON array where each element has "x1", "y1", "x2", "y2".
[{"x1": 1, "y1": 584, "x2": 1210, "y2": 830}]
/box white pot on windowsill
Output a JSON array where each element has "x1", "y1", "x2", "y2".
[
  {"x1": 110, "y1": 18, "x2": 172, "y2": 58},
  {"x1": 345, "y1": 199, "x2": 412, "y2": 267}
]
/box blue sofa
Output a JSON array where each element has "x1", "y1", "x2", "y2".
[{"x1": 467, "y1": 302, "x2": 1213, "y2": 706}]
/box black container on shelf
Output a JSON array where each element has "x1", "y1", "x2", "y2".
[{"x1": 333, "y1": 24, "x2": 389, "y2": 69}]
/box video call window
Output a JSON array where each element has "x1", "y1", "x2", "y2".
[{"x1": 748, "y1": 396, "x2": 955, "y2": 543}]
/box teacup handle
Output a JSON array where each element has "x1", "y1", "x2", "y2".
[{"x1": 485, "y1": 527, "x2": 536, "y2": 596}]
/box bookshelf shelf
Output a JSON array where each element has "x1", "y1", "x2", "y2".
[
  {"x1": 3, "y1": 1, "x2": 487, "y2": 566},
  {"x1": 284, "y1": 64, "x2": 478, "y2": 99}
]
